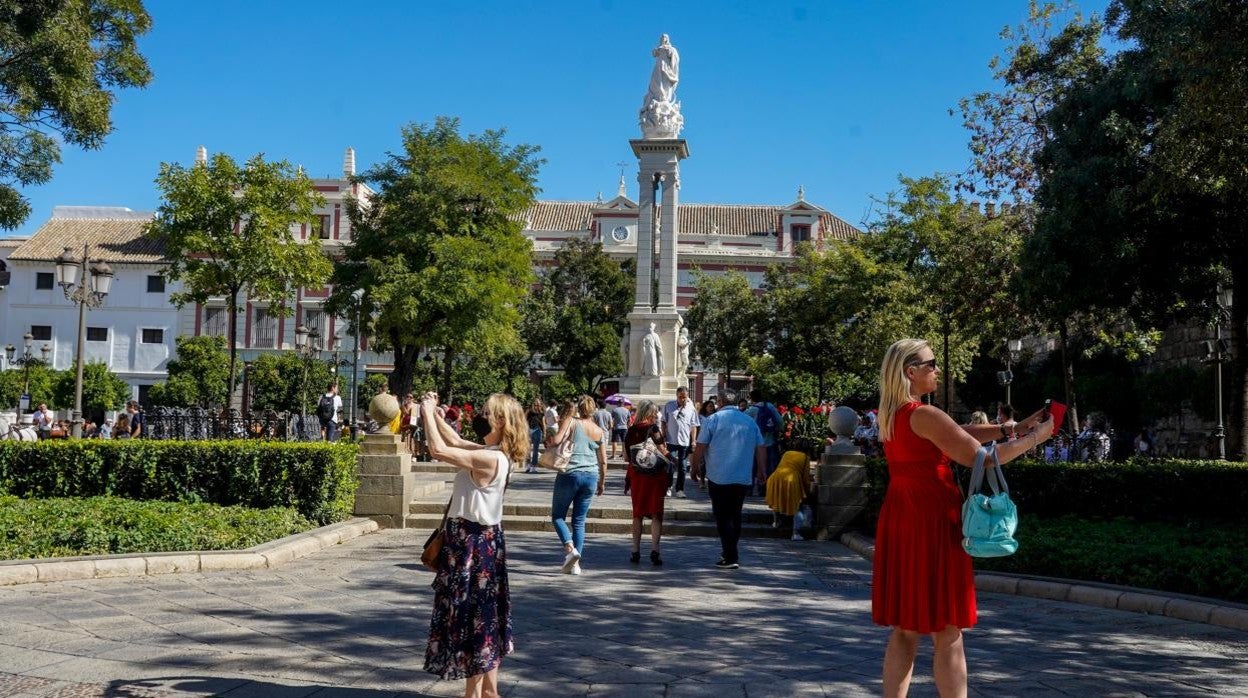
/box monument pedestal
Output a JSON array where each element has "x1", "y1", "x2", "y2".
[
  {"x1": 620, "y1": 310, "x2": 683, "y2": 404},
  {"x1": 354, "y1": 433, "x2": 414, "y2": 529},
  {"x1": 814, "y1": 451, "x2": 868, "y2": 541}
]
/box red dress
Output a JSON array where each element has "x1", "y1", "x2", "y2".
[
  {"x1": 872, "y1": 401, "x2": 976, "y2": 633},
  {"x1": 625, "y1": 421, "x2": 667, "y2": 518}
]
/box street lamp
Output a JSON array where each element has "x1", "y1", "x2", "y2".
[
  {"x1": 349, "y1": 288, "x2": 365, "y2": 431},
  {"x1": 1205, "y1": 284, "x2": 1233, "y2": 460},
  {"x1": 998, "y1": 338, "x2": 1023, "y2": 406},
  {"x1": 940, "y1": 304, "x2": 953, "y2": 412},
  {"x1": 4, "y1": 332, "x2": 51, "y2": 415},
  {"x1": 55, "y1": 245, "x2": 113, "y2": 438},
  {"x1": 294, "y1": 323, "x2": 322, "y2": 441}
]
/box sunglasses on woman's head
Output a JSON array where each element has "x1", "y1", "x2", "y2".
[{"x1": 906, "y1": 358, "x2": 938, "y2": 371}]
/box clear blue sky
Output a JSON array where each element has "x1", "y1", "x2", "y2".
[{"x1": 12, "y1": 0, "x2": 1110, "y2": 238}]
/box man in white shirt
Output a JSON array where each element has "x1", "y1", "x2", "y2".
[
  {"x1": 317, "y1": 383, "x2": 343, "y2": 442},
  {"x1": 31, "y1": 403, "x2": 53, "y2": 439},
  {"x1": 543, "y1": 400, "x2": 559, "y2": 435},
  {"x1": 661, "y1": 387, "x2": 700, "y2": 498}
]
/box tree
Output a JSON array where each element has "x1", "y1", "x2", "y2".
[
  {"x1": 51, "y1": 362, "x2": 129, "y2": 418},
  {"x1": 247, "y1": 352, "x2": 332, "y2": 414},
  {"x1": 147, "y1": 153, "x2": 333, "y2": 407},
  {"x1": 540, "y1": 238, "x2": 634, "y2": 393},
  {"x1": 686, "y1": 270, "x2": 766, "y2": 388},
  {"x1": 327, "y1": 117, "x2": 541, "y2": 399},
  {"x1": 0, "y1": 363, "x2": 56, "y2": 410},
  {"x1": 0, "y1": 0, "x2": 153, "y2": 229},
  {"x1": 1024, "y1": 0, "x2": 1248, "y2": 455},
  {"x1": 148, "y1": 335, "x2": 229, "y2": 408}
]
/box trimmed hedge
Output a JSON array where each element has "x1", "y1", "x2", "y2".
[
  {"x1": 0, "y1": 495, "x2": 314, "y2": 559},
  {"x1": 0, "y1": 440, "x2": 359, "y2": 525},
  {"x1": 977, "y1": 516, "x2": 1248, "y2": 604},
  {"x1": 860, "y1": 456, "x2": 1248, "y2": 526}
]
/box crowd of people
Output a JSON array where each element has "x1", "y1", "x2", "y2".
[{"x1": 24, "y1": 399, "x2": 146, "y2": 440}]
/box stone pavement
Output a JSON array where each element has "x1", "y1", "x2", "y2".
[{"x1": 0, "y1": 529, "x2": 1245, "y2": 697}]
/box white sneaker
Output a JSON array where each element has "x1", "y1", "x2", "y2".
[
  {"x1": 561, "y1": 548, "x2": 581, "y2": 573},
  {"x1": 676, "y1": 490, "x2": 687, "y2": 498},
  {"x1": 791, "y1": 533, "x2": 803, "y2": 541},
  {"x1": 666, "y1": 488, "x2": 673, "y2": 497},
  {"x1": 570, "y1": 562, "x2": 582, "y2": 576}
]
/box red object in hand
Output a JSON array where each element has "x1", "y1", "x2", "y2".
[{"x1": 1047, "y1": 400, "x2": 1068, "y2": 434}]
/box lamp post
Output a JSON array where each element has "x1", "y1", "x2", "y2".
[
  {"x1": 1002, "y1": 338, "x2": 1023, "y2": 406},
  {"x1": 1205, "y1": 284, "x2": 1233, "y2": 461},
  {"x1": 294, "y1": 323, "x2": 321, "y2": 441},
  {"x1": 55, "y1": 245, "x2": 113, "y2": 438},
  {"x1": 941, "y1": 304, "x2": 953, "y2": 412},
  {"x1": 349, "y1": 288, "x2": 364, "y2": 431},
  {"x1": 4, "y1": 333, "x2": 51, "y2": 415}
]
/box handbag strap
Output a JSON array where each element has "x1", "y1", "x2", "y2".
[{"x1": 967, "y1": 441, "x2": 1005, "y2": 496}]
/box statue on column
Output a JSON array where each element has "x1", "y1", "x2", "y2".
[
  {"x1": 641, "y1": 322, "x2": 664, "y2": 377},
  {"x1": 639, "y1": 34, "x2": 684, "y2": 139},
  {"x1": 676, "y1": 326, "x2": 691, "y2": 378}
]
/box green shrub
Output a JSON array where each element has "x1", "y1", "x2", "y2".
[
  {"x1": 858, "y1": 456, "x2": 1248, "y2": 527},
  {"x1": 0, "y1": 440, "x2": 359, "y2": 525},
  {"x1": 0, "y1": 495, "x2": 314, "y2": 559},
  {"x1": 977, "y1": 516, "x2": 1248, "y2": 603}
]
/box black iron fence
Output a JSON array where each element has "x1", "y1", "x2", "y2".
[{"x1": 143, "y1": 406, "x2": 327, "y2": 441}]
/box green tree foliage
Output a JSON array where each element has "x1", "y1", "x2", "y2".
[
  {"x1": 0, "y1": 363, "x2": 56, "y2": 410},
  {"x1": 51, "y1": 362, "x2": 129, "y2": 417},
  {"x1": 147, "y1": 154, "x2": 333, "y2": 406},
  {"x1": 686, "y1": 270, "x2": 766, "y2": 386},
  {"x1": 538, "y1": 238, "x2": 634, "y2": 393},
  {"x1": 0, "y1": 0, "x2": 153, "y2": 229},
  {"x1": 148, "y1": 335, "x2": 229, "y2": 408},
  {"x1": 247, "y1": 353, "x2": 332, "y2": 414},
  {"x1": 1027, "y1": 0, "x2": 1248, "y2": 454},
  {"x1": 357, "y1": 373, "x2": 390, "y2": 412},
  {"x1": 328, "y1": 117, "x2": 540, "y2": 399}
]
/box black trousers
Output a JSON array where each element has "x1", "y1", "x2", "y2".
[{"x1": 707, "y1": 481, "x2": 749, "y2": 563}]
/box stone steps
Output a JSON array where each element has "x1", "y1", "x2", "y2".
[
  {"x1": 407, "y1": 499, "x2": 773, "y2": 525},
  {"x1": 404, "y1": 513, "x2": 787, "y2": 539},
  {"x1": 411, "y1": 461, "x2": 631, "y2": 474}
]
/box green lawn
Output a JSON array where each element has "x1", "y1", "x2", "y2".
[
  {"x1": 975, "y1": 515, "x2": 1248, "y2": 604},
  {"x1": 0, "y1": 495, "x2": 315, "y2": 560}
]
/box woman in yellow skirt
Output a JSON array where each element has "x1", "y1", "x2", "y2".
[{"x1": 765, "y1": 450, "x2": 813, "y2": 539}]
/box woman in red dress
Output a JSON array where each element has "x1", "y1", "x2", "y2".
[
  {"x1": 624, "y1": 400, "x2": 668, "y2": 565},
  {"x1": 874, "y1": 339, "x2": 1053, "y2": 697}
]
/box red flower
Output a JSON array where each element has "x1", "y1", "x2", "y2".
[
  {"x1": 793, "y1": 406, "x2": 806, "y2": 416},
  {"x1": 778, "y1": 405, "x2": 789, "y2": 415}
]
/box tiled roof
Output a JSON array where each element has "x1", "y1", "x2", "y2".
[
  {"x1": 8, "y1": 213, "x2": 165, "y2": 264},
  {"x1": 0, "y1": 238, "x2": 26, "y2": 248},
  {"x1": 520, "y1": 200, "x2": 861, "y2": 239}
]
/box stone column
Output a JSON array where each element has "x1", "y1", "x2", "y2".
[
  {"x1": 354, "y1": 432, "x2": 414, "y2": 528},
  {"x1": 632, "y1": 172, "x2": 655, "y2": 312},
  {"x1": 657, "y1": 165, "x2": 680, "y2": 311}
]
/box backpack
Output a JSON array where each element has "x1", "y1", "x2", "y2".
[
  {"x1": 316, "y1": 395, "x2": 336, "y2": 422},
  {"x1": 755, "y1": 402, "x2": 779, "y2": 435},
  {"x1": 630, "y1": 440, "x2": 670, "y2": 475}
]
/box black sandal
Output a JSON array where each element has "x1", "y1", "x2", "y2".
[
  {"x1": 650, "y1": 550, "x2": 663, "y2": 566},
  {"x1": 630, "y1": 551, "x2": 640, "y2": 564}
]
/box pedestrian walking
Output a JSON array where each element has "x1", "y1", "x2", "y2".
[
  {"x1": 609, "y1": 400, "x2": 630, "y2": 460},
  {"x1": 873, "y1": 338, "x2": 1054, "y2": 698},
  {"x1": 316, "y1": 384, "x2": 342, "y2": 442},
  {"x1": 661, "y1": 387, "x2": 700, "y2": 498},
  {"x1": 748, "y1": 389, "x2": 783, "y2": 492},
  {"x1": 693, "y1": 399, "x2": 717, "y2": 489},
  {"x1": 124, "y1": 400, "x2": 145, "y2": 439},
  {"x1": 592, "y1": 399, "x2": 614, "y2": 440},
  {"x1": 420, "y1": 391, "x2": 528, "y2": 697},
  {"x1": 549, "y1": 395, "x2": 608, "y2": 575},
  {"x1": 525, "y1": 400, "x2": 544, "y2": 473},
  {"x1": 625, "y1": 400, "x2": 668, "y2": 565},
  {"x1": 690, "y1": 390, "x2": 765, "y2": 570}
]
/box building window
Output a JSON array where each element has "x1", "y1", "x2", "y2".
[
  {"x1": 316, "y1": 214, "x2": 331, "y2": 240},
  {"x1": 791, "y1": 224, "x2": 811, "y2": 245},
  {"x1": 253, "y1": 308, "x2": 277, "y2": 348},
  {"x1": 147, "y1": 275, "x2": 165, "y2": 293},
  {"x1": 86, "y1": 327, "x2": 108, "y2": 342},
  {"x1": 36, "y1": 272, "x2": 54, "y2": 290},
  {"x1": 30, "y1": 325, "x2": 51, "y2": 341},
  {"x1": 141, "y1": 328, "x2": 164, "y2": 344},
  {"x1": 203, "y1": 306, "x2": 227, "y2": 337},
  {"x1": 303, "y1": 309, "x2": 325, "y2": 343}
]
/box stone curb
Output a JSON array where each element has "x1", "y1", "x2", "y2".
[
  {"x1": 838, "y1": 530, "x2": 1248, "y2": 633},
  {"x1": 0, "y1": 517, "x2": 380, "y2": 587}
]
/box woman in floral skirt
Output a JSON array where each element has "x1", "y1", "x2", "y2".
[{"x1": 420, "y1": 391, "x2": 530, "y2": 698}]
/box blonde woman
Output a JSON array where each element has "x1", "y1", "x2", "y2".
[
  {"x1": 548, "y1": 395, "x2": 608, "y2": 575},
  {"x1": 873, "y1": 339, "x2": 1053, "y2": 698},
  {"x1": 421, "y1": 392, "x2": 529, "y2": 698}
]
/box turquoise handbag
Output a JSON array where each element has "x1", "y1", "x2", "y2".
[{"x1": 961, "y1": 441, "x2": 1019, "y2": 557}]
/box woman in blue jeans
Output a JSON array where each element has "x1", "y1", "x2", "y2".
[{"x1": 549, "y1": 395, "x2": 608, "y2": 575}]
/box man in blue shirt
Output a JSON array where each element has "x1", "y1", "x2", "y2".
[{"x1": 691, "y1": 390, "x2": 765, "y2": 570}]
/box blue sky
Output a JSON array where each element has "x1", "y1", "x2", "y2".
[{"x1": 11, "y1": 0, "x2": 1110, "y2": 238}]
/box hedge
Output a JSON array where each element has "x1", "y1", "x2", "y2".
[
  {"x1": 0, "y1": 440, "x2": 359, "y2": 525},
  {"x1": 0, "y1": 495, "x2": 314, "y2": 559},
  {"x1": 859, "y1": 456, "x2": 1248, "y2": 527}
]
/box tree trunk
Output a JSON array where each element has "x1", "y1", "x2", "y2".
[
  {"x1": 818, "y1": 370, "x2": 826, "y2": 403},
  {"x1": 227, "y1": 290, "x2": 240, "y2": 411},
  {"x1": 1059, "y1": 320, "x2": 1078, "y2": 433},
  {"x1": 389, "y1": 335, "x2": 419, "y2": 398},
  {"x1": 1231, "y1": 259, "x2": 1247, "y2": 460}
]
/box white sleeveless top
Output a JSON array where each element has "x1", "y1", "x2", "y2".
[{"x1": 446, "y1": 447, "x2": 510, "y2": 526}]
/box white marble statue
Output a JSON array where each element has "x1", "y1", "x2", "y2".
[
  {"x1": 641, "y1": 322, "x2": 664, "y2": 377},
  {"x1": 620, "y1": 328, "x2": 630, "y2": 371},
  {"x1": 639, "y1": 34, "x2": 685, "y2": 139},
  {"x1": 676, "y1": 327, "x2": 691, "y2": 377}
]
